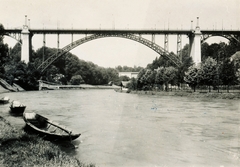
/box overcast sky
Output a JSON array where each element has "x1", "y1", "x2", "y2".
[{"x1": 1, "y1": 0, "x2": 240, "y2": 67}]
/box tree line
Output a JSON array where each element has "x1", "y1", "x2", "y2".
[
  {"x1": 0, "y1": 24, "x2": 144, "y2": 90},
  {"x1": 127, "y1": 41, "x2": 240, "y2": 92},
  {"x1": 1, "y1": 23, "x2": 240, "y2": 92}
]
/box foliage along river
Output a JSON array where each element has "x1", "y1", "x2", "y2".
[{"x1": 0, "y1": 89, "x2": 240, "y2": 167}]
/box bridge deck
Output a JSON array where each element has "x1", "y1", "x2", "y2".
[{"x1": 2, "y1": 29, "x2": 240, "y2": 35}]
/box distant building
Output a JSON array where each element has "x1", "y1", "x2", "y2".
[{"x1": 118, "y1": 72, "x2": 139, "y2": 78}]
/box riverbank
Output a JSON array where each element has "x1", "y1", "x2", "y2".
[
  {"x1": 40, "y1": 83, "x2": 121, "y2": 90},
  {"x1": 0, "y1": 85, "x2": 10, "y2": 94},
  {"x1": 0, "y1": 115, "x2": 94, "y2": 167},
  {"x1": 129, "y1": 90, "x2": 240, "y2": 99}
]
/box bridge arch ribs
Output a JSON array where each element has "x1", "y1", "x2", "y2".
[{"x1": 37, "y1": 33, "x2": 182, "y2": 73}]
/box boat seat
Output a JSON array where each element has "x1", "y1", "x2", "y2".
[
  {"x1": 28, "y1": 120, "x2": 41, "y2": 127},
  {"x1": 25, "y1": 113, "x2": 36, "y2": 119}
]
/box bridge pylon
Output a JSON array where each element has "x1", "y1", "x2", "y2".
[
  {"x1": 21, "y1": 15, "x2": 30, "y2": 63},
  {"x1": 189, "y1": 17, "x2": 202, "y2": 65}
]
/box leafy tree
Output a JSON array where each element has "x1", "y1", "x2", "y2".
[
  {"x1": 0, "y1": 24, "x2": 9, "y2": 77},
  {"x1": 116, "y1": 65, "x2": 143, "y2": 72},
  {"x1": 144, "y1": 69, "x2": 156, "y2": 89},
  {"x1": 105, "y1": 67, "x2": 119, "y2": 83},
  {"x1": 155, "y1": 67, "x2": 165, "y2": 90},
  {"x1": 146, "y1": 57, "x2": 160, "y2": 70},
  {"x1": 219, "y1": 58, "x2": 237, "y2": 92},
  {"x1": 201, "y1": 42, "x2": 210, "y2": 62},
  {"x1": 177, "y1": 44, "x2": 193, "y2": 85},
  {"x1": 231, "y1": 51, "x2": 240, "y2": 70},
  {"x1": 24, "y1": 62, "x2": 41, "y2": 90},
  {"x1": 147, "y1": 52, "x2": 178, "y2": 70},
  {"x1": 8, "y1": 43, "x2": 21, "y2": 63},
  {"x1": 136, "y1": 68, "x2": 147, "y2": 89},
  {"x1": 236, "y1": 69, "x2": 240, "y2": 84},
  {"x1": 70, "y1": 75, "x2": 85, "y2": 85},
  {"x1": 226, "y1": 40, "x2": 240, "y2": 56},
  {"x1": 200, "y1": 57, "x2": 219, "y2": 92},
  {"x1": 127, "y1": 77, "x2": 138, "y2": 90},
  {"x1": 184, "y1": 65, "x2": 201, "y2": 92},
  {"x1": 155, "y1": 66, "x2": 178, "y2": 91},
  {"x1": 119, "y1": 75, "x2": 130, "y2": 81},
  {"x1": 163, "y1": 66, "x2": 178, "y2": 91}
]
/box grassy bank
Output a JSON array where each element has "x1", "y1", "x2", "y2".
[
  {"x1": 129, "y1": 90, "x2": 240, "y2": 99},
  {"x1": 0, "y1": 116, "x2": 94, "y2": 167}
]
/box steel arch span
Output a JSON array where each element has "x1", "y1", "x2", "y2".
[
  {"x1": 201, "y1": 33, "x2": 240, "y2": 44},
  {"x1": 3, "y1": 33, "x2": 22, "y2": 44},
  {"x1": 37, "y1": 33, "x2": 182, "y2": 73}
]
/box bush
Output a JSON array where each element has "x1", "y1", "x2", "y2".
[{"x1": 70, "y1": 75, "x2": 85, "y2": 85}]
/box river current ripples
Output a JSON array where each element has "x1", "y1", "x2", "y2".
[{"x1": 0, "y1": 89, "x2": 240, "y2": 167}]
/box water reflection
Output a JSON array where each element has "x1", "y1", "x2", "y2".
[{"x1": 0, "y1": 89, "x2": 239, "y2": 167}]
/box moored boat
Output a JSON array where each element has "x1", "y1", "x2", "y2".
[
  {"x1": 0, "y1": 96, "x2": 10, "y2": 104},
  {"x1": 10, "y1": 101, "x2": 26, "y2": 114},
  {"x1": 23, "y1": 111, "x2": 81, "y2": 141}
]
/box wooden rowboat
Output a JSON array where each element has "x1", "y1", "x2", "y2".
[
  {"x1": 23, "y1": 111, "x2": 80, "y2": 141},
  {"x1": 0, "y1": 96, "x2": 10, "y2": 104},
  {"x1": 10, "y1": 101, "x2": 26, "y2": 114}
]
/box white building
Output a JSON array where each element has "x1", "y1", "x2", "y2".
[{"x1": 118, "y1": 72, "x2": 139, "y2": 78}]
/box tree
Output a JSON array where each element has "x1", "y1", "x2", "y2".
[
  {"x1": 219, "y1": 58, "x2": 237, "y2": 92},
  {"x1": 127, "y1": 77, "x2": 138, "y2": 90},
  {"x1": 200, "y1": 57, "x2": 219, "y2": 92},
  {"x1": 184, "y1": 65, "x2": 201, "y2": 92},
  {"x1": 177, "y1": 44, "x2": 193, "y2": 85},
  {"x1": 142, "y1": 69, "x2": 156, "y2": 89},
  {"x1": 119, "y1": 75, "x2": 130, "y2": 81},
  {"x1": 155, "y1": 67, "x2": 165, "y2": 90},
  {"x1": 155, "y1": 66, "x2": 178, "y2": 91},
  {"x1": 236, "y1": 69, "x2": 240, "y2": 84},
  {"x1": 105, "y1": 67, "x2": 119, "y2": 84},
  {"x1": 201, "y1": 42, "x2": 210, "y2": 62},
  {"x1": 0, "y1": 24, "x2": 9, "y2": 77},
  {"x1": 70, "y1": 75, "x2": 85, "y2": 85},
  {"x1": 162, "y1": 66, "x2": 178, "y2": 91},
  {"x1": 136, "y1": 68, "x2": 147, "y2": 89}
]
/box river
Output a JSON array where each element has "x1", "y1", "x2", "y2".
[{"x1": 0, "y1": 89, "x2": 240, "y2": 167}]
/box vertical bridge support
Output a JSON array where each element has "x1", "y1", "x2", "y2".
[
  {"x1": 189, "y1": 17, "x2": 202, "y2": 64},
  {"x1": 21, "y1": 16, "x2": 30, "y2": 63}
]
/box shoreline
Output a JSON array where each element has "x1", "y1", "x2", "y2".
[
  {"x1": 129, "y1": 90, "x2": 240, "y2": 99},
  {"x1": 0, "y1": 112, "x2": 94, "y2": 167},
  {"x1": 0, "y1": 85, "x2": 10, "y2": 94}
]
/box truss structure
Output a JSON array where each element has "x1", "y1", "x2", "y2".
[{"x1": 37, "y1": 33, "x2": 182, "y2": 73}]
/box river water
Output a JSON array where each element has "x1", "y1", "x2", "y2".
[{"x1": 0, "y1": 89, "x2": 240, "y2": 167}]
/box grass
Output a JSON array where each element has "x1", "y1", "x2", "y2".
[{"x1": 0, "y1": 116, "x2": 95, "y2": 167}]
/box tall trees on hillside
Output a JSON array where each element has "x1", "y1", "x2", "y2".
[{"x1": 0, "y1": 24, "x2": 9, "y2": 77}]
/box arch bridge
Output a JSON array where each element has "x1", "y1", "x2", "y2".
[
  {"x1": 37, "y1": 32, "x2": 183, "y2": 73},
  {"x1": 1, "y1": 18, "x2": 240, "y2": 72}
]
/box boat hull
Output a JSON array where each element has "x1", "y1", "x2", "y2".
[
  {"x1": 23, "y1": 112, "x2": 81, "y2": 141},
  {"x1": 24, "y1": 124, "x2": 80, "y2": 141},
  {"x1": 0, "y1": 100, "x2": 9, "y2": 104},
  {"x1": 10, "y1": 106, "x2": 26, "y2": 114},
  {"x1": 0, "y1": 97, "x2": 10, "y2": 104}
]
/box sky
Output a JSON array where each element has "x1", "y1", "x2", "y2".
[{"x1": 1, "y1": 0, "x2": 240, "y2": 68}]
